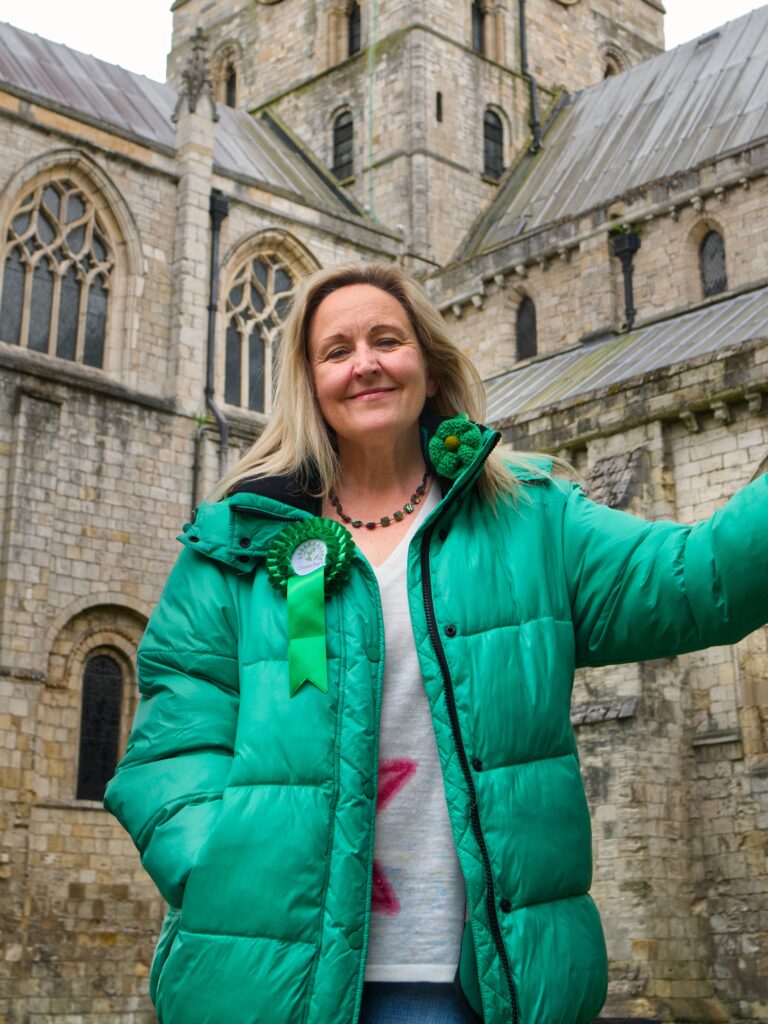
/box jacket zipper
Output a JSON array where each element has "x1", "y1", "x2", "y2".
[{"x1": 418, "y1": 437, "x2": 519, "y2": 1024}]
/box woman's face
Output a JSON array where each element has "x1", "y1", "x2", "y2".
[{"x1": 307, "y1": 284, "x2": 437, "y2": 450}]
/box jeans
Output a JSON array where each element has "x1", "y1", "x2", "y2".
[{"x1": 358, "y1": 982, "x2": 476, "y2": 1023}]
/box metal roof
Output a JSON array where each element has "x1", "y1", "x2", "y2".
[
  {"x1": 484, "y1": 285, "x2": 768, "y2": 424},
  {"x1": 0, "y1": 21, "x2": 365, "y2": 219},
  {"x1": 462, "y1": 5, "x2": 768, "y2": 260}
]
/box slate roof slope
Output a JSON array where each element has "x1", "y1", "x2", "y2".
[
  {"x1": 484, "y1": 285, "x2": 768, "y2": 424},
  {"x1": 462, "y1": 5, "x2": 768, "y2": 261},
  {"x1": 0, "y1": 20, "x2": 365, "y2": 219}
]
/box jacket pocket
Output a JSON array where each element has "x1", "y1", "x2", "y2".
[{"x1": 149, "y1": 905, "x2": 181, "y2": 1007}]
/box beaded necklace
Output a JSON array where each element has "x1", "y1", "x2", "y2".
[{"x1": 328, "y1": 465, "x2": 431, "y2": 529}]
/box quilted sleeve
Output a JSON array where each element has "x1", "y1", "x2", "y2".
[
  {"x1": 562, "y1": 472, "x2": 768, "y2": 669},
  {"x1": 104, "y1": 545, "x2": 240, "y2": 907}
]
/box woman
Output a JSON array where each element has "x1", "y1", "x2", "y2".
[{"x1": 105, "y1": 262, "x2": 768, "y2": 1024}]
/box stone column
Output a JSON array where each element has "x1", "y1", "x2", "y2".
[
  {"x1": 494, "y1": 3, "x2": 507, "y2": 65},
  {"x1": 168, "y1": 29, "x2": 218, "y2": 417},
  {"x1": 480, "y1": 0, "x2": 495, "y2": 61},
  {"x1": 328, "y1": 2, "x2": 346, "y2": 66}
]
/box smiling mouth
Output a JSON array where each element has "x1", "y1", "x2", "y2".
[{"x1": 349, "y1": 388, "x2": 396, "y2": 400}]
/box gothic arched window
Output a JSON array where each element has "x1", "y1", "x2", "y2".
[
  {"x1": 516, "y1": 296, "x2": 537, "y2": 360},
  {"x1": 225, "y1": 64, "x2": 238, "y2": 107},
  {"x1": 224, "y1": 253, "x2": 297, "y2": 412},
  {"x1": 348, "y1": 2, "x2": 362, "y2": 56},
  {"x1": 472, "y1": 2, "x2": 485, "y2": 55},
  {"x1": 76, "y1": 654, "x2": 122, "y2": 802},
  {"x1": 484, "y1": 110, "x2": 504, "y2": 180},
  {"x1": 0, "y1": 178, "x2": 113, "y2": 366},
  {"x1": 699, "y1": 230, "x2": 727, "y2": 297},
  {"x1": 332, "y1": 111, "x2": 354, "y2": 180}
]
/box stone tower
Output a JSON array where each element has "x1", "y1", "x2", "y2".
[{"x1": 168, "y1": 1, "x2": 663, "y2": 267}]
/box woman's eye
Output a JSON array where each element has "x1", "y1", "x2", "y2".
[
  {"x1": 326, "y1": 347, "x2": 349, "y2": 360},
  {"x1": 377, "y1": 338, "x2": 399, "y2": 348}
]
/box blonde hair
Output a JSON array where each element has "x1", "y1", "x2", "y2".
[{"x1": 209, "y1": 262, "x2": 560, "y2": 505}]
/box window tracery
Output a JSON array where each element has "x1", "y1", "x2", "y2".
[
  {"x1": 0, "y1": 178, "x2": 114, "y2": 366},
  {"x1": 223, "y1": 252, "x2": 297, "y2": 413}
]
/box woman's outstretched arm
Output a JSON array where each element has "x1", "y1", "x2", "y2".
[{"x1": 561, "y1": 472, "x2": 768, "y2": 669}]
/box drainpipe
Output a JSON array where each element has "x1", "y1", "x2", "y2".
[
  {"x1": 611, "y1": 229, "x2": 641, "y2": 331},
  {"x1": 191, "y1": 422, "x2": 212, "y2": 518},
  {"x1": 365, "y1": 0, "x2": 379, "y2": 218},
  {"x1": 206, "y1": 189, "x2": 230, "y2": 479},
  {"x1": 518, "y1": 0, "x2": 543, "y2": 153}
]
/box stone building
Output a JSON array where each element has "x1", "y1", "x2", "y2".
[{"x1": 0, "y1": 1, "x2": 766, "y2": 1022}]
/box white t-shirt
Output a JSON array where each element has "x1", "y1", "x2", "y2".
[{"x1": 364, "y1": 485, "x2": 466, "y2": 982}]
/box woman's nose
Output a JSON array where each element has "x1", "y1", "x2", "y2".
[{"x1": 352, "y1": 344, "x2": 379, "y2": 375}]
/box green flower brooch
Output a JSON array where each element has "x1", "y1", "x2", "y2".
[
  {"x1": 266, "y1": 519, "x2": 354, "y2": 697},
  {"x1": 428, "y1": 413, "x2": 483, "y2": 479}
]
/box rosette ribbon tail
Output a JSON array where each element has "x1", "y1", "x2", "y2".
[{"x1": 286, "y1": 566, "x2": 329, "y2": 696}]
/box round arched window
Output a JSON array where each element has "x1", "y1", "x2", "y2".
[
  {"x1": 699, "y1": 230, "x2": 727, "y2": 297},
  {"x1": 516, "y1": 296, "x2": 537, "y2": 361},
  {"x1": 332, "y1": 111, "x2": 354, "y2": 180},
  {"x1": 483, "y1": 110, "x2": 504, "y2": 180},
  {"x1": 348, "y1": 2, "x2": 361, "y2": 56},
  {"x1": 76, "y1": 654, "x2": 123, "y2": 801}
]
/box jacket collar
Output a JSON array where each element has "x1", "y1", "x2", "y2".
[
  {"x1": 180, "y1": 414, "x2": 551, "y2": 571},
  {"x1": 230, "y1": 472, "x2": 322, "y2": 516}
]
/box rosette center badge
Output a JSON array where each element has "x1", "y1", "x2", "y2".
[
  {"x1": 290, "y1": 539, "x2": 328, "y2": 577},
  {"x1": 267, "y1": 519, "x2": 354, "y2": 697}
]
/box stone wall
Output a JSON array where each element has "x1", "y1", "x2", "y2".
[
  {"x1": 167, "y1": 0, "x2": 662, "y2": 266},
  {"x1": 524, "y1": 0, "x2": 664, "y2": 90},
  {"x1": 437, "y1": 154, "x2": 768, "y2": 382}
]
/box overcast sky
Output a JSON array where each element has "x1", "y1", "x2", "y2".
[{"x1": 0, "y1": 1, "x2": 764, "y2": 82}]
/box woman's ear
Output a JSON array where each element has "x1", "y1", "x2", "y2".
[{"x1": 426, "y1": 371, "x2": 439, "y2": 398}]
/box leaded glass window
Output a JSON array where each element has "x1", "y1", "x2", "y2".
[
  {"x1": 484, "y1": 110, "x2": 504, "y2": 180},
  {"x1": 224, "y1": 254, "x2": 296, "y2": 412},
  {"x1": 349, "y1": 2, "x2": 361, "y2": 56},
  {"x1": 0, "y1": 179, "x2": 113, "y2": 365},
  {"x1": 516, "y1": 296, "x2": 537, "y2": 360},
  {"x1": 472, "y1": 2, "x2": 485, "y2": 55},
  {"x1": 76, "y1": 654, "x2": 122, "y2": 802},
  {"x1": 332, "y1": 111, "x2": 354, "y2": 180},
  {"x1": 700, "y1": 230, "x2": 727, "y2": 297}
]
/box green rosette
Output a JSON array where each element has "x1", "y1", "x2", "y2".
[
  {"x1": 428, "y1": 413, "x2": 483, "y2": 480},
  {"x1": 266, "y1": 519, "x2": 354, "y2": 697}
]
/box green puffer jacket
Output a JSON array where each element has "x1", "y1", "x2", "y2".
[{"x1": 104, "y1": 424, "x2": 768, "y2": 1024}]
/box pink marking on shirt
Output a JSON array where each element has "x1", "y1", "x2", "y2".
[
  {"x1": 376, "y1": 757, "x2": 418, "y2": 811},
  {"x1": 370, "y1": 758, "x2": 419, "y2": 915},
  {"x1": 371, "y1": 858, "x2": 401, "y2": 915}
]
